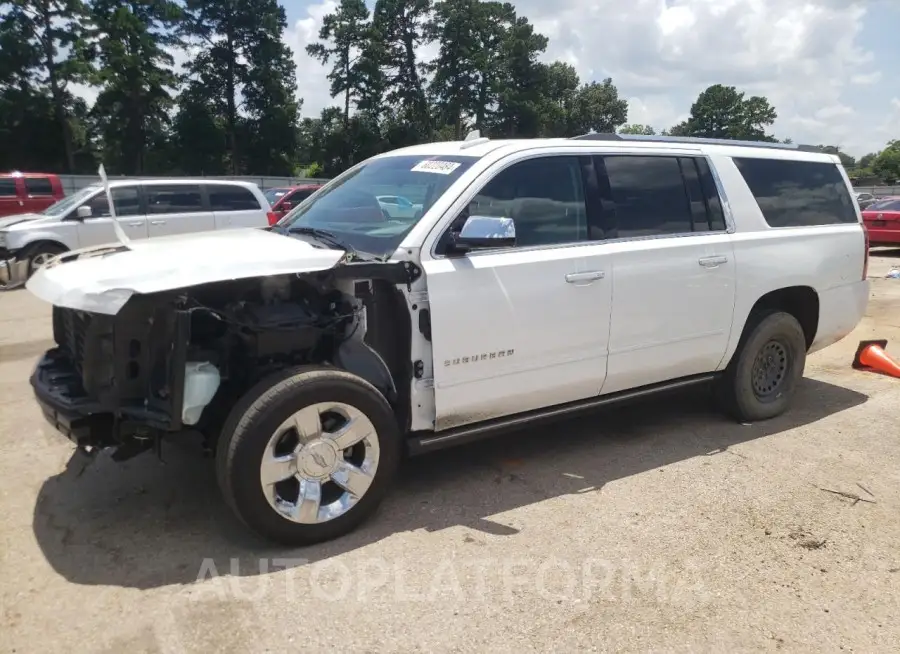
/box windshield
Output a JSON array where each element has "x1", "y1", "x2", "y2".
[
  {"x1": 276, "y1": 154, "x2": 476, "y2": 257},
  {"x1": 40, "y1": 186, "x2": 99, "y2": 217}
]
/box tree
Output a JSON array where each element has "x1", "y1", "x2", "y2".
[
  {"x1": 872, "y1": 141, "x2": 900, "y2": 184},
  {"x1": 817, "y1": 145, "x2": 855, "y2": 169},
  {"x1": 0, "y1": 0, "x2": 92, "y2": 172},
  {"x1": 538, "y1": 61, "x2": 580, "y2": 137},
  {"x1": 426, "y1": 0, "x2": 481, "y2": 139},
  {"x1": 859, "y1": 152, "x2": 877, "y2": 169},
  {"x1": 669, "y1": 84, "x2": 777, "y2": 141},
  {"x1": 89, "y1": 0, "x2": 182, "y2": 175},
  {"x1": 180, "y1": 0, "x2": 300, "y2": 174},
  {"x1": 619, "y1": 124, "x2": 656, "y2": 135},
  {"x1": 368, "y1": 0, "x2": 433, "y2": 142},
  {"x1": 306, "y1": 0, "x2": 370, "y2": 131},
  {"x1": 567, "y1": 78, "x2": 627, "y2": 136},
  {"x1": 491, "y1": 12, "x2": 548, "y2": 137}
]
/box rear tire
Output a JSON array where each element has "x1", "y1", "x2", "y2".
[
  {"x1": 216, "y1": 366, "x2": 401, "y2": 546},
  {"x1": 717, "y1": 310, "x2": 807, "y2": 422}
]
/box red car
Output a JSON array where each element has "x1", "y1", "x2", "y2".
[
  {"x1": 862, "y1": 197, "x2": 900, "y2": 246},
  {"x1": 0, "y1": 171, "x2": 64, "y2": 218},
  {"x1": 264, "y1": 184, "x2": 325, "y2": 224}
]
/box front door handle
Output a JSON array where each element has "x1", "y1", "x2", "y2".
[
  {"x1": 699, "y1": 255, "x2": 728, "y2": 268},
  {"x1": 565, "y1": 270, "x2": 605, "y2": 283},
  {"x1": 127, "y1": 222, "x2": 143, "y2": 227}
]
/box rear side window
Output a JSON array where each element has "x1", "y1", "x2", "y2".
[
  {"x1": 602, "y1": 156, "x2": 694, "y2": 237},
  {"x1": 286, "y1": 188, "x2": 315, "y2": 204},
  {"x1": 208, "y1": 185, "x2": 261, "y2": 211},
  {"x1": 733, "y1": 158, "x2": 857, "y2": 227},
  {"x1": 145, "y1": 185, "x2": 204, "y2": 214},
  {"x1": 25, "y1": 177, "x2": 54, "y2": 195},
  {"x1": 0, "y1": 179, "x2": 16, "y2": 197}
]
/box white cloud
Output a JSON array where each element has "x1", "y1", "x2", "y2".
[
  {"x1": 284, "y1": 1, "x2": 340, "y2": 117},
  {"x1": 511, "y1": 0, "x2": 892, "y2": 155}
]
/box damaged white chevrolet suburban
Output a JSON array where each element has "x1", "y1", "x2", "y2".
[{"x1": 25, "y1": 133, "x2": 870, "y2": 545}]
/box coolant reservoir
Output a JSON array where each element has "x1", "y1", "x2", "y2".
[{"x1": 182, "y1": 362, "x2": 221, "y2": 426}]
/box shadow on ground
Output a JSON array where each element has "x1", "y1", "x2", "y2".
[{"x1": 32, "y1": 378, "x2": 867, "y2": 589}]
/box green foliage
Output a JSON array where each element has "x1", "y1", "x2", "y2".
[
  {"x1": 872, "y1": 141, "x2": 900, "y2": 184},
  {"x1": 3, "y1": 3, "x2": 896, "y2": 182},
  {"x1": 618, "y1": 124, "x2": 656, "y2": 135},
  {"x1": 669, "y1": 84, "x2": 777, "y2": 142},
  {"x1": 0, "y1": 0, "x2": 95, "y2": 172}
]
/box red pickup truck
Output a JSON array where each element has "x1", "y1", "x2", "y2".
[{"x1": 0, "y1": 172, "x2": 64, "y2": 218}]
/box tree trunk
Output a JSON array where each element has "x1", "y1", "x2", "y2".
[
  {"x1": 39, "y1": 0, "x2": 75, "y2": 172},
  {"x1": 226, "y1": 24, "x2": 239, "y2": 174}
]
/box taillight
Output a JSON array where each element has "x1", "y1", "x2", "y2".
[
  {"x1": 862, "y1": 224, "x2": 869, "y2": 280},
  {"x1": 266, "y1": 211, "x2": 279, "y2": 226}
]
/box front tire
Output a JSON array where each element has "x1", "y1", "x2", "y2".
[
  {"x1": 718, "y1": 311, "x2": 807, "y2": 422},
  {"x1": 26, "y1": 243, "x2": 66, "y2": 277},
  {"x1": 216, "y1": 366, "x2": 401, "y2": 546}
]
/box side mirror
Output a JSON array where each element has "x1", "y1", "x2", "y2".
[
  {"x1": 454, "y1": 215, "x2": 516, "y2": 251},
  {"x1": 76, "y1": 205, "x2": 92, "y2": 219}
]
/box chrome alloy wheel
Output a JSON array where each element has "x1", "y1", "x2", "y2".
[
  {"x1": 30, "y1": 252, "x2": 56, "y2": 269},
  {"x1": 260, "y1": 402, "x2": 380, "y2": 524}
]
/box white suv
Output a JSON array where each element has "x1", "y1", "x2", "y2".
[
  {"x1": 24, "y1": 133, "x2": 870, "y2": 545},
  {"x1": 0, "y1": 178, "x2": 272, "y2": 287}
]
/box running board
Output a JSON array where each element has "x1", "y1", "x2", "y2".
[{"x1": 407, "y1": 373, "x2": 719, "y2": 456}]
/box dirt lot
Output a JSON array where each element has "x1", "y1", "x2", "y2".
[{"x1": 2, "y1": 252, "x2": 900, "y2": 653}]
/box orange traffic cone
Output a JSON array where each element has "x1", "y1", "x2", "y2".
[{"x1": 852, "y1": 339, "x2": 900, "y2": 379}]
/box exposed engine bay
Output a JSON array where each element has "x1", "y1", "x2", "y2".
[{"x1": 35, "y1": 267, "x2": 415, "y2": 460}]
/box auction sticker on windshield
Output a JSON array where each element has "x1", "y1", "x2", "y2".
[{"x1": 411, "y1": 160, "x2": 462, "y2": 175}]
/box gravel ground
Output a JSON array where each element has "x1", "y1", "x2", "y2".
[{"x1": 2, "y1": 251, "x2": 900, "y2": 653}]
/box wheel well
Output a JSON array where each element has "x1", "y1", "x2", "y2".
[
  {"x1": 22, "y1": 240, "x2": 68, "y2": 256},
  {"x1": 749, "y1": 286, "x2": 820, "y2": 349}
]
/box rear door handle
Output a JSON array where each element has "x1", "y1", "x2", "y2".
[
  {"x1": 565, "y1": 271, "x2": 605, "y2": 283},
  {"x1": 699, "y1": 256, "x2": 728, "y2": 268},
  {"x1": 149, "y1": 220, "x2": 167, "y2": 225}
]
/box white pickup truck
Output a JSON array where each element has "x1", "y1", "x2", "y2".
[{"x1": 24, "y1": 133, "x2": 869, "y2": 545}]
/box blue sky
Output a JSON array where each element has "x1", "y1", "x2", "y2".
[{"x1": 281, "y1": 0, "x2": 900, "y2": 157}]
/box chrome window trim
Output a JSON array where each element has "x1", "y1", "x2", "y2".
[{"x1": 428, "y1": 150, "x2": 730, "y2": 260}]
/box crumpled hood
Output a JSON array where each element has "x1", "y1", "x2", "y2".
[
  {"x1": 26, "y1": 227, "x2": 346, "y2": 315},
  {"x1": 0, "y1": 213, "x2": 45, "y2": 230}
]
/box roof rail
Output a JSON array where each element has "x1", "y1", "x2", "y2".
[{"x1": 570, "y1": 132, "x2": 823, "y2": 153}]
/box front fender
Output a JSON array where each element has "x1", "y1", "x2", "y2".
[{"x1": 6, "y1": 230, "x2": 73, "y2": 254}]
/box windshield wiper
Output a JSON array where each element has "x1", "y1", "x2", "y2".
[{"x1": 288, "y1": 226, "x2": 360, "y2": 258}]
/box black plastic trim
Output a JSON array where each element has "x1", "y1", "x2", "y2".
[
  {"x1": 570, "y1": 132, "x2": 823, "y2": 153},
  {"x1": 407, "y1": 373, "x2": 719, "y2": 455}
]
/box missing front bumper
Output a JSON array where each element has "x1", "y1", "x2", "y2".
[{"x1": 0, "y1": 257, "x2": 28, "y2": 289}]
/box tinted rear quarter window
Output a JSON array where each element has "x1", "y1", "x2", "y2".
[
  {"x1": 25, "y1": 177, "x2": 54, "y2": 195},
  {"x1": 146, "y1": 185, "x2": 204, "y2": 214},
  {"x1": 733, "y1": 158, "x2": 857, "y2": 227},
  {"x1": 0, "y1": 179, "x2": 16, "y2": 197},
  {"x1": 208, "y1": 185, "x2": 261, "y2": 211}
]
